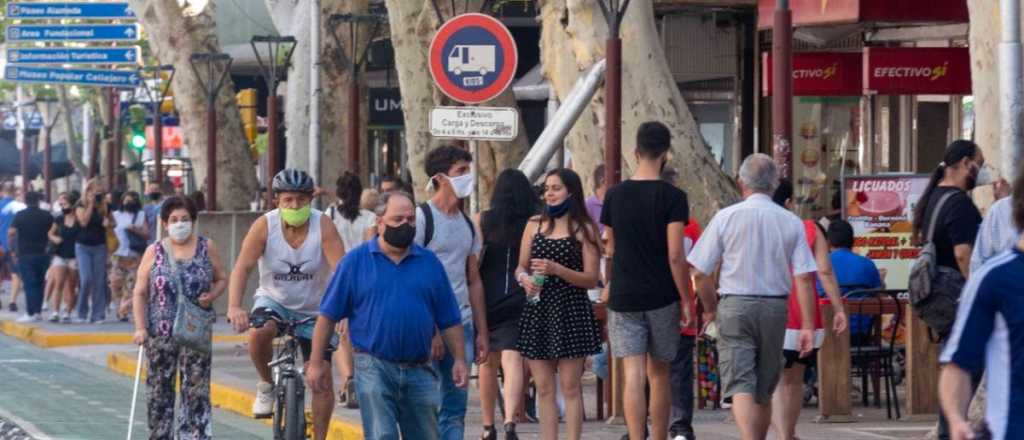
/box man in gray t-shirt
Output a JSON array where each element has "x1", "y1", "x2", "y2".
[{"x1": 414, "y1": 145, "x2": 488, "y2": 440}]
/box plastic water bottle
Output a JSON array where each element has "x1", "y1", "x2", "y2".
[{"x1": 527, "y1": 274, "x2": 546, "y2": 305}]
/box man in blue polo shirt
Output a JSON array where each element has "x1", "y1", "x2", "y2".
[
  {"x1": 939, "y1": 168, "x2": 1024, "y2": 440},
  {"x1": 306, "y1": 191, "x2": 468, "y2": 440}
]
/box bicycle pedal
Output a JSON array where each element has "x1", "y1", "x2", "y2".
[{"x1": 253, "y1": 413, "x2": 273, "y2": 419}]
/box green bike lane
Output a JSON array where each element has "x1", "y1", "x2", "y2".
[{"x1": 0, "y1": 334, "x2": 269, "y2": 439}]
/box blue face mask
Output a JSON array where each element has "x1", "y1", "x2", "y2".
[{"x1": 546, "y1": 197, "x2": 571, "y2": 219}]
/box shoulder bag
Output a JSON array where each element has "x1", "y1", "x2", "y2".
[{"x1": 163, "y1": 239, "x2": 216, "y2": 354}]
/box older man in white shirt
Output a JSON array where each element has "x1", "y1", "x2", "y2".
[
  {"x1": 688, "y1": 154, "x2": 818, "y2": 440},
  {"x1": 970, "y1": 179, "x2": 1021, "y2": 272}
]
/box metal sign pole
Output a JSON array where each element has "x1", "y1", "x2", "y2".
[
  {"x1": 470, "y1": 139, "x2": 479, "y2": 213},
  {"x1": 189, "y1": 53, "x2": 232, "y2": 212}
]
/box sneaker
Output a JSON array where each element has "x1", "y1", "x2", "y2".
[
  {"x1": 15, "y1": 314, "x2": 35, "y2": 323},
  {"x1": 504, "y1": 423, "x2": 518, "y2": 440},
  {"x1": 481, "y1": 426, "x2": 497, "y2": 440},
  {"x1": 41, "y1": 303, "x2": 49, "y2": 312},
  {"x1": 252, "y1": 381, "x2": 275, "y2": 418},
  {"x1": 60, "y1": 314, "x2": 72, "y2": 324},
  {"x1": 48, "y1": 313, "x2": 59, "y2": 323},
  {"x1": 672, "y1": 435, "x2": 691, "y2": 440}
]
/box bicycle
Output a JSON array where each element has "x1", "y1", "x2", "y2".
[{"x1": 251, "y1": 314, "x2": 316, "y2": 440}]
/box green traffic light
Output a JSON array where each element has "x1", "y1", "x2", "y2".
[{"x1": 131, "y1": 134, "x2": 147, "y2": 149}]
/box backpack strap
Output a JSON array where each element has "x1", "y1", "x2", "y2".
[
  {"x1": 925, "y1": 191, "x2": 957, "y2": 244},
  {"x1": 460, "y1": 211, "x2": 476, "y2": 242},
  {"x1": 419, "y1": 202, "x2": 435, "y2": 248}
]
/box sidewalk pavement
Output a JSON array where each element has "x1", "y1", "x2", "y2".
[{"x1": 3, "y1": 306, "x2": 938, "y2": 440}]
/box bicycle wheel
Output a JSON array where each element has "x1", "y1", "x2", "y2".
[
  {"x1": 283, "y1": 375, "x2": 307, "y2": 440},
  {"x1": 272, "y1": 380, "x2": 286, "y2": 439}
]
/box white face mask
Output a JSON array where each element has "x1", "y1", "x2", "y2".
[
  {"x1": 448, "y1": 172, "x2": 475, "y2": 199},
  {"x1": 168, "y1": 221, "x2": 193, "y2": 243},
  {"x1": 425, "y1": 171, "x2": 475, "y2": 199},
  {"x1": 975, "y1": 165, "x2": 997, "y2": 187}
]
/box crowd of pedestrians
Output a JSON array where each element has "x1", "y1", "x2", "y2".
[{"x1": 3, "y1": 125, "x2": 1022, "y2": 440}]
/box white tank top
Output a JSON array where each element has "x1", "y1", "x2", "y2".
[{"x1": 255, "y1": 209, "x2": 331, "y2": 313}]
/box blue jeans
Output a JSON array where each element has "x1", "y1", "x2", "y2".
[
  {"x1": 436, "y1": 321, "x2": 474, "y2": 440},
  {"x1": 75, "y1": 243, "x2": 108, "y2": 321},
  {"x1": 17, "y1": 254, "x2": 50, "y2": 316},
  {"x1": 354, "y1": 353, "x2": 440, "y2": 440}
]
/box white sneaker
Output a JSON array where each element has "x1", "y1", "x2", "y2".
[
  {"x1": 48, "y1": 312, "x2": 59, "y2": 323},
  {"x1": 252, "y1": 381, "x2": 275, "y2": 418},
  {"x1": 41, "y1": 303, "x2": 49, "y2": 312},
  {"x1": 15, "y1": 314, "x2": 37, "y2": 323},
  {"x1": 673, "y1": 435, "x2": 690, "y2": 440}
]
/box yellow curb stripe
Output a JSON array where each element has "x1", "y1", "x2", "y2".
[
  {"x1": 0, "y1": 319, "x2": 246, "y2": 348},
  {"x1": 106, "y1": 352, "x2": 364, "y2": 439}
]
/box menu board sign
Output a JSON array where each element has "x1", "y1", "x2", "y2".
[{"x1": 842, "y1": 174, "x2": 930, "y2": 290}]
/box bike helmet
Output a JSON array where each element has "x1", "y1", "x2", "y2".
[{"x1": 272, "y1": 169, "x2": 315, "y2": 194}]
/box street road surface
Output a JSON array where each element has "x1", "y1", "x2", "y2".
[{"x1": 0, "y1": 334, "x2": 268, "y2": 439}]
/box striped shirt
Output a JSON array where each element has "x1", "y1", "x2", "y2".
[
  {"x1": 687, "y1": 193, "x2": 817, "y2": 297},
  {"x1": 970, "y1": 197, "x2": 1021, "y2": 273},
  {"x1": 940, "y1": 247, "x2": 1024, "y2": 440}
]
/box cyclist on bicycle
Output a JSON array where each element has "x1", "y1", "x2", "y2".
[{"x1": 227, "y1": 169, "x2": 345, "y2": 440}]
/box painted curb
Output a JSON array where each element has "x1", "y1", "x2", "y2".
[
  {"x1": 106, "y1": 351, "x2": 364, "y2": 439},
  {"x1": 0, "y1": 319, "x2": 246, "y2": 348}
]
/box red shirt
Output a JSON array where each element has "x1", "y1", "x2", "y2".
[
  {"x1": 785, "y1": 220, "x2": 824, "y2": 331},
  {"x1": 682, "y1": 219, "x2": 701, "y2": 336}
]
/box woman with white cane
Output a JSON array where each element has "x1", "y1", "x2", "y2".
[{"x1": 131, "y1": 196, "x2": 227, "y2": 439}]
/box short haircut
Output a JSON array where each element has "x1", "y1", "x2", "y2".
[
  {"x1": 827, "y1": 219, "x2": 855, "y2": 249},
  {"x1": 636, "y1": 121, "x2": 672, "y2": 159},
  {"x1": 24, "y1": 191, "x2": 42, "y2": 206},
  {"x1": 160, "y1": 195, "x2": 198, "y2": 223},
  {"x1": 374, "y1": 190, "x2": 415, "y2": 218},
  {"x1": 738, "y1": 153, "x2": 779, "y2": 193},
  {"x1": 772, "y1": 178, "x2": 794, "y2": 207},
  {"x1": 424, "y1": 145, "x2": 473, "y2": 182}
]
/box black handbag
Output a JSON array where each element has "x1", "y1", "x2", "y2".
[{"x1": 126, "y1": 212, "x2": 148, "y2": 254}]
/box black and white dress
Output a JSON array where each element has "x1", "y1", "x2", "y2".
[{"x1": 516, "y1": 233, "x2": 602, "y2": 360}]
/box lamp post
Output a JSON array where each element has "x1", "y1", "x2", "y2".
[
  {"x1": 189, "y1": 52, "x2": 232, "y2": 212},
  {"x1": 251, "y1": 36, "x2": 296, "y2": 209},
  {"x1": 329, "y1": 13, "x2": 386, "y2": 177},
  {"x1": 37, "y1": 97, "x2": 61, "y2": 202},
  {"x1": 139, "y1": 65, "x2": 175, "y2": 187},
  {"x1": 597, "y1": 0, "x2": 632, "y2": 188},
  {"x1": 772, "y1": 0, "x2": 793, "y2": 180}
]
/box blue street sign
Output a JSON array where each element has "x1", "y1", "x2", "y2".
[
  {"x1": 6, "y1": 24, "x2": 140, "y2": 42},
  {"x1": 6, "y1": 2, "x2": 135, "y2": 20},
  {"x1": 4, "y1": 66, "x2": 140, "y2": 89},
  {"x1": 7, "y1": 47, "x2": 140, "y2": 65}
]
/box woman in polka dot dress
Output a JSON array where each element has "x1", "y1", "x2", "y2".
[{"x1": 514, "y1": 168, "x2": 602, "y2": 440}]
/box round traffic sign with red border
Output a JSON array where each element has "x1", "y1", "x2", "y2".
[{"x1": 429, "y1": 13, "x2": 518, "y2": 104}]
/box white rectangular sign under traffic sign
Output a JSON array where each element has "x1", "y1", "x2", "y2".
[{"x1": 429, "y1": 106, "x2": 518, "y2": 141}]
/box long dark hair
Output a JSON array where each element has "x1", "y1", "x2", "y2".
[
  {"x1": 482, "y1": 169, "x2": 537, "y2": 247},
  {"x1": 540, "y1": 168, "x2": 600, "y2": 251},
  {"x1": 335, "y1": 172, "x2": 362, "y2": 222},
  {"x1": 912, "y1": 140, "x2": 979, "y2": 240}
]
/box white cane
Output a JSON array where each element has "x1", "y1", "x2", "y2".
[{"x1": 127, "y1": 344, "x2": 145, "y2": 440}]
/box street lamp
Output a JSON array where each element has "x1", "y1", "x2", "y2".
[
  {"x1": 251, "y1": 35, "x2": 296, "y2": 209},
  {"x1": 329, "y1": 13, "x2": 386, "y2": 176},
  {"x1": 597, "y1": 0, "x2": 632, "y2": 188},
  {"x1": 189, "y1": 52, "x2": 232, "y2": 212},
  {"x1": 138, "y1": 65, "x2": 175, "y2": 187},
  {"x1": 36, "y1": 97, "x2": 61, "y2": 202}
]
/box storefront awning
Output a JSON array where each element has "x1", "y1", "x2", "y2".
[{"x1": 762, "y1": 47, "x2": 971, "y2": 96}]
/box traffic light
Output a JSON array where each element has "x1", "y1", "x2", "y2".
[{"x1": 128, "y1": 104, "x2": 147, "y2": 153}]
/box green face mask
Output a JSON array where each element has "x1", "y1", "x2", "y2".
[{"x1": 280, "y1": 205, "x2": 312, "y2": 227}]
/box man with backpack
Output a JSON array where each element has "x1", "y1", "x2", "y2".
[
  {"x1": 415, "y1": 145, "x2": 489, "y2": 440},
  {"x1": 908, "y1": 140, "x2": 985, "y2": 440}
]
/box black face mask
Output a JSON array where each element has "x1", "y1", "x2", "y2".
[
  {"x1": 61, "y1": 207, "x2": 72, "y2": 215},
  {"x1": 383, "y1": 222, "x2": 416, "y2": 249},
  {"x1": 124, "y1": 202, "x2": 141, "y2": 213},
  {"x1": 147, "y1": 192, "x2": 162, "y2": 202}
]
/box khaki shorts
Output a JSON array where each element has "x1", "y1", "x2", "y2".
[{"x1": 716, "y1": 295, "x2": 788, "y2": 405}]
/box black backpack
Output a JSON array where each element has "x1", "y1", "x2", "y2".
[
  {"x1": 419, "y1": 202, "x2": 475, "y2": 248},
  {"x1": 907, "y1": 191, "x2": 965, "y2": 339}
]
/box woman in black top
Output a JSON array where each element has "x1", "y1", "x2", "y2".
[
  {"x1": 45, "y1": 192, "x2": 80, "y2": 322},
  {"x1": 473, "y1": 169, "x2": 538, "y2": 440},
  {"x1": 74, "y1": 179, "x2": 113, "y2": 323}
]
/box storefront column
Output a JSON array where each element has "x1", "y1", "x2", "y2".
[{"x1": 898, "y1": 95, "x2": 914, "y2": 172}]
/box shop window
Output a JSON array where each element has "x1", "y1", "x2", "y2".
[{"x1": 792, "y1": 96, "x2": 861, "y2": 220}]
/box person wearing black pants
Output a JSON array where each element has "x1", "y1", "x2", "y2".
[
  {"x1": 9, "y1": 191, "x2": 54, "y2": 322},
  {"x1": 669, "y1": 335, "x2": 697, "y2": 440}
]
